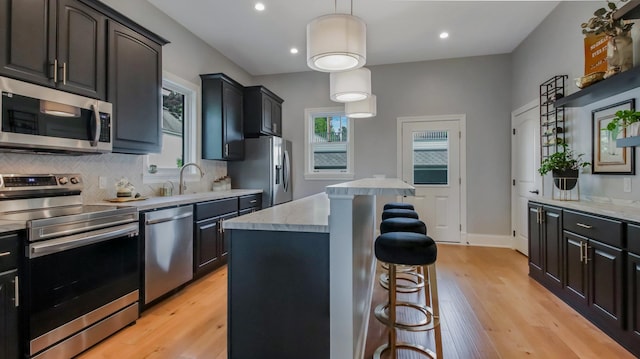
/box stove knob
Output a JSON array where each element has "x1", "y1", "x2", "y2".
[
  {"x1": 58, "y1": 177, "x2": 68, "y2": 185},
  {"x1": 70, "y1": 177, "x2": 79, "y2": 184}
]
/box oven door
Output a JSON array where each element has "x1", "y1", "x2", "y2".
[
  {"x1": 25, "y1": 223, "x2": 139, "y2": 356},
  {"x1": 0, "y1": 76, "x2": 112, "y2": 154}
]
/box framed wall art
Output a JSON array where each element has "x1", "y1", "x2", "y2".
[{"x1": 592, "y1": 99, "x2": 635, "y2": 174}]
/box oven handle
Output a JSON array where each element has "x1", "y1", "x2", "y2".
[
  {"x1": 33, "y1": 216, "x2": 138, "y2": 241},
  {"x1": 29, "y1": 223, "x2": 138, "y2": 259}
]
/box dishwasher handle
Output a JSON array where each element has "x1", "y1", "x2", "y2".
[{"x1": 145, "y1": 211, "x2": 193, "y2": 225}]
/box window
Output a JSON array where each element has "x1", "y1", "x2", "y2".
[
  {"x1": 304, "y1": 107, "x2": 354, "y2": 180},
  {"x1": 413, "y1": 130, "x2": 448, "y2": 185},
  {"x1": 144, "y1": 72, "x2": 197, "y2": 182}
]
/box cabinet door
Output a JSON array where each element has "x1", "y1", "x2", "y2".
[
  {"x1": 543, "y1": 206, "x2": 562, "y2": 289},
  {"x1": 528, "y1": 203, "x2": 542, "y2": 274},
  {"x1": 222, "y1": 81, "x2": 244, "y2": 160},
  {"x1": 219, "y1": 212, "x2": 237, "y2": 261},
  {"x1": 194, "y1": 217, "x2": 220, "y2": 275},
  {"x1": 271, "y1": 100, "x2": 282, "y2": 137},
  {"x1": 261, "y1": 96, "x2": 273, "y2": 134},
  {"x1": 563, "y1": 231, "x2": 588, "y2": 306},
  {"x1": 56, "y1": 0, "x2": 105, "y2": 99},
  {"x1": 0, "y1": 270, "x2": 18, "y2": 359},
  {"x1": 0, "y1": 0, "x2": 55, "y2": 86},
  {"x1": 108, "y1": 20, "x2": 162, "y2": 154},
  {"x1": 628, "y1": 252, "x2": 640, "y2": 341},
  {"x1": 589, "y1": 239, "x2": 624, "y2": 329}
]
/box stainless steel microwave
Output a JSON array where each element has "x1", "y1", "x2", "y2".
[{"x1": 0, "y1": 76, "x2": 112, "y2": 154}]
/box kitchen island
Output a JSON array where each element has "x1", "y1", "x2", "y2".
[{"x1": 223, "y1": 178, "x2": 415, "y2": 359}]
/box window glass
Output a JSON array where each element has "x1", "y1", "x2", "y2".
[
  {"x1": 413, "y1": 130, "x2": 448, "y2": 185},
  {"x1": 304, "y1": 108, "x2": 354, "y2": 180},
  {"x1": 148, "y1": 87, "x2": 185, "y2": 168}
]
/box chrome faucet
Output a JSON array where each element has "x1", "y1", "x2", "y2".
[{"x1": 179, "y1": 163, "x2": 205, "y2": 195}]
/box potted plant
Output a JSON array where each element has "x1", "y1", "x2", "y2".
[
  {"x1": 605, "y1": 109, "x2": 640, "y2": 138},
  {"x1": 538, "y1": 144, "x2": 591, "y2": 190},
  {"x1": 581, "y1": 0, "x2": 634, "y2": 78}
]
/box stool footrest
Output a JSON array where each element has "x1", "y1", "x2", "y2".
[
  {"x1": 379, "y1": 271, "x2": 425, "y2": 293},
  {"x1": 375, "y1": 301, "x2": 440, "y2": 332},
  {"x1": 373, "y1": 342, "x2": 437, "y2": 359}
]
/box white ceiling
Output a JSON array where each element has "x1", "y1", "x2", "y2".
[{"x1": 147, "y1": 0, "x2": 563, "y2": 76}]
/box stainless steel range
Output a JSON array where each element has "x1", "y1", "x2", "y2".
[{"x1": 0, "y1": 174, "x2": 140, "y2": 359}]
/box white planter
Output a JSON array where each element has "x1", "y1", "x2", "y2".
[{"x1": 628, "y1": 122, "x2": 640, "y2": 137}]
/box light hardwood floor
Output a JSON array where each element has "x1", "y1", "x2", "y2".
[{"x1": 81, "y1": 244, "x2": 634, "y2": 359}]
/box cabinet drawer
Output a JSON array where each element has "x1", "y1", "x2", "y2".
[
  {"x1": 239, "y1": 194, "x2": 262, "y2": 210},
  {"x1": 195, "y1": 198, "x2": 238, "y2": 221},
  {"x1": 563, "y1": 210, "x2": 622, "y2": 248},
  {"x1": 0, "y1": 233, "x2": 19, "y2": 273},
  {"x1": 627, "y1": 224, "x2": 640, "y2": 255}
]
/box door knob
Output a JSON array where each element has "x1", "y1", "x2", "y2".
[{"x1": 529, "y1": 190, "x2": 539, "y2": 194}]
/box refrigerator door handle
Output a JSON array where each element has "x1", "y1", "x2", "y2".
[
  {"x1": 275, "y1": 165, "x2": 282, "y2": 184},
  {"x1": 283, "y1": 149, "x2": 291, "y2": 192}
]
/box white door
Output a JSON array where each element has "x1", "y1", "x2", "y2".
[
  {"x1": 401, "y1": 120, "x2": 461, "y2": 243},
  {"x1": 511, "y1": 102, "x2": 541, "y2": 255}
]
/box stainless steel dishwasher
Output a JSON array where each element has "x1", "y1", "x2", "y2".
[{"x1": 143, "y1": 205, "x2": 194, "y2": 305}]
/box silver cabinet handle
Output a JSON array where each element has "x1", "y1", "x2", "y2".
[
  {"x1": 14, "y1": 276, "x2": 18, "y2": 307},
  {"x1": 62, "y1": 62, "x2": 67, "y2": 85},
  {"x1": 250, "y1": 200, "x2": 257, "y2": 204},
  {"x1": 579, "y1": 242, "x2": 584, "y2": 263},
  {"x1": 576, "y1": 223, "x2": 593, "y2": 229},
  {"x1": 53, "y1": 59, "x2": 58, "y2": 83},
  {"x1": 0, "y1": 251, "x2": 11, "y2": 257},
  {"x1": 225, "y1": 143, "x2": 229, "y2": 157}
]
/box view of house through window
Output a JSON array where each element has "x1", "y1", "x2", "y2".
[
  {"x1": 413, "y1": 130, "x2": 449, "y2": 185},
  {"x1": 148, "y1": 83, "x2": 186, "y2": 170},
  {"x1": 305, "y1": 108, "x2": 354, "y2": 180}
]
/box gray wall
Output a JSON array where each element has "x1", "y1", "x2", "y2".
[
  {"x1": 512, "y1": 1, "x2": 640, "y2": 201},
  {"x1": 256, "y1": 54, "x2": 513, "y2": 236}
]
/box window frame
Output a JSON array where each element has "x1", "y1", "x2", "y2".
[
  {"x1": 143, "y1": 72, "x2": 199, "y2": 183},
  {"x1": 304, "y1": 107, "x2": 355, "y2": 180}
]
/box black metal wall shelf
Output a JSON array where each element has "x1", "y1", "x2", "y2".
[
  {"x1": 540, "y1": 75, "x2": 567, "y2": 163},
  {"x1": 555, "y1": 66, "x2": 640, "y2": 108}
]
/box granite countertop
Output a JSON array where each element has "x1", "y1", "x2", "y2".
[
  {"x1": 0, "y1": 189, "x2": 263, "y2": 234},
  {"x1": 325, "y1": 178, "x2": 415, "y2": 196},
  {"x1": 101, "y1": 189, "x2": 262, "y2": 211},
  {"x1": 531, "y1": 196, "x2": 640, "y2": 223},
  {"x1": 223, "y1": 193, "x2": 330, "y2": 233}
]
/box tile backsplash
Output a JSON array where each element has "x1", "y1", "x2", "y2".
[{"x1": 0, "y1": 152, "x2": 226, "y2": 204}]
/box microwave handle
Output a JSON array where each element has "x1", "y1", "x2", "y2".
[{"x1": 90, "y1": 104, "x2": 100, "y2": 147}]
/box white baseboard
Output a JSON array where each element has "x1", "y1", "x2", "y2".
[{"x1": 456, "y1": 232, "x2": 514, "y2": 248}]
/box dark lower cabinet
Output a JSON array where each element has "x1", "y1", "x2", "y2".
[
  {"x1": 528, "y1": 203, "x2": 562, "y2": 290},
  {"x1": 0, "y1": 232, "x2": 20, "y2": 359},
  {"x1": 530, "y1": 202, "x2": 635, "y2": 356},
  {"x1": 194, "y1": 198, "x2": 238, "y2": 277},
  {"x1": 108, "y1": 20, "x2": 163, "y2": 154}
]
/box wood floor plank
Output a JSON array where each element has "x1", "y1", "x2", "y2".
[{"x1": 81, "y1": 244, "x2": 635, "y2": 359}]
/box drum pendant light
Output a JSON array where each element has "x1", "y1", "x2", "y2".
[
  {"x1": 330, "y1": 67, "x2": 371, "y2": 102},
  {"x1": 306, "y1": 0, "x2": 366, "y2": 72},
  {"x1": 346, "y1": 94, "x2": 376, "y2": 118}
]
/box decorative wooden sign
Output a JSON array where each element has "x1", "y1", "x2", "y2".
[{"x1": 584, "y1": 33, "x2": 608, "y2": 75}]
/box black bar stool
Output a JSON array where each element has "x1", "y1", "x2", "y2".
[
  {"x1": 379, "y1": 217, "x2": 427, "y2": 293},
  {"x1": 382, "y1": 208, "x2": 419, "y2": 220},
  {"x1": 373, "y1": 232, "x2": 442, "y2": 359},
  {"x1": 383, "y1": 202, "x2": 415, "y2": 211}
]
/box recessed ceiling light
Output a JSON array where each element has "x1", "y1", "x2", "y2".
[
  {"x1": 439, "y1": 32, "x2": 449, "y2": 39},
  {"x1": 290, "y1": 48, "x2": 299, "y2": 54},
  {"x1": 254, "y1": 3, "x2": 265, "y2": 11}
]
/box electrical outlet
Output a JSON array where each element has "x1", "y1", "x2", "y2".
[
  {"x1": 99, "y1": 176, "x2": 107, "y2": 189},
  {"x1": 624, "y1": 177, "x2": 632, "y2": 193}
]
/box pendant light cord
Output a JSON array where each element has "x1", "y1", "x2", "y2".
[{"x1": 335, "y1": 0, "x2": 354, "y2": 15}]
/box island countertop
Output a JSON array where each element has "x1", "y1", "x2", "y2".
[
  {"x1": 223, "y1": 192, "x2": 329, "y2": 233},
  {"x1": 325, "y1": 177, "x2": 415, "y2": 196}
]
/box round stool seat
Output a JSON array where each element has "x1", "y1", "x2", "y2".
[
  {"x1": 381, "y1": 209, "x2": 419, "y2": 220},
  {"x1": 375, "y1": 232, "x2": 437, "y2": 266},
  {"x1": 383, "y1": 202, "x2": 415, "y2": 211},
  {"x1": 380, "y1": 217, "x2": 426, "y2": 235}
]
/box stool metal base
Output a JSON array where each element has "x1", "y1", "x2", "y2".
[
  {"x1": 374, "y1": 301, "x2": 438, "y2": 332},
  {"x1": 373, "y1": 342, "x2": 436, "y2": 359},
  {"x1": 380, "y1": 270, "x2": 425, "y2": 293}
]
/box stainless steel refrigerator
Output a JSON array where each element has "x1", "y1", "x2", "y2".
[{"x1": 228, "y1": 136, "x2": 292, "y2": 208}]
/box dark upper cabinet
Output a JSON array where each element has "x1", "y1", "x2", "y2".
[
  {"x1": 244, "y1": 86, "x2": 283, "y2": 137},
  {"x1": 0, "y1": 0, "x2": 106, "y2": 99},
  {"x1": 201, "y1": 73, "x2": 244, "y2": 161},
  {"x1": 107, "y1": 20, "x2": 162, "y2": 154}
]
